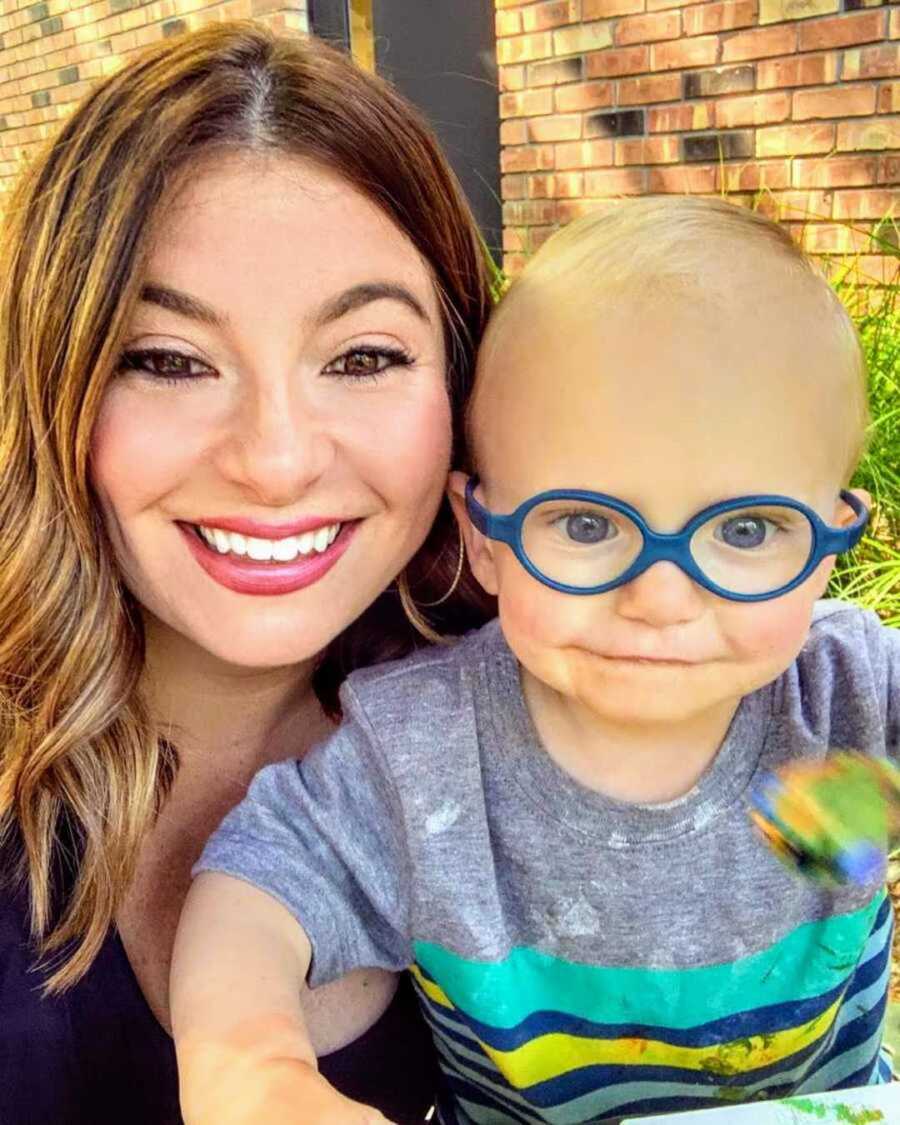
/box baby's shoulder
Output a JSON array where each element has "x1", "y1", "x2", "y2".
[
  {"x1": 801, "y1": 598, "x2": 895, "y2": 672},
  {"x1": 339, "y1": 618, "x2": 507, "y2": 736}
]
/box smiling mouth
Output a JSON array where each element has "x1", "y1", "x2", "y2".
[{"x1": 188, "y1": 521, "x2": 342, "y2": 563}]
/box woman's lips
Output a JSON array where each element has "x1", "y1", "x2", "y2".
[{"x1": 179, "y1": 520, "x2": 358, "y2": 596}]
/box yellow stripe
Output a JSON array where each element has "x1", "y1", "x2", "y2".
[
  {"x1": 409, "y1": 963, "x2": 455, "y2": 1011},
  {"x1": 480, "y1": 994, "x2": 843, "y2": 1089}
]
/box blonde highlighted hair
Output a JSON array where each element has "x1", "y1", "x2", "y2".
[
  {"x1": 477, "y1": 196, "x2": 868, "y2": 474},
  {"x1": 0, "y1": 21, "x2": 494, "y2": 992}
]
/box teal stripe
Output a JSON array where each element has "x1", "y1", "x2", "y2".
[{"x1": 414, "y1": 891, "x2": 883, "y2": 1031}]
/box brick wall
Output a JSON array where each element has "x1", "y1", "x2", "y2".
[
  {"x1": 0, "y1": 0, "x2": 308, "y2": 195},
  {"x1": 496, "y1": 0, "x2": 899, "y2": 279}
]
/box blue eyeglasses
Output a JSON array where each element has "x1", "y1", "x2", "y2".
[{"x1": 465, "y1": 477, "x2": 868, "y2": 602}]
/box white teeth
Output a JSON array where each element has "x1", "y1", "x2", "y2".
[
  {"x1": 193, "y1": 522, "x2": 342, "y2": 563},
  {"x1": 271, "y1": 538, "x2": 298, "y2": 562},
  {"x1": 246, "y1": 536, "x2": 273, "y2": 561}
]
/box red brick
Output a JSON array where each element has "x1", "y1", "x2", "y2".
[
  {"x1": 500, "y1": 144, "x2": 556, "y2": 173},
  {"x1": 720, "y1": 159, "x2": 791, "y2": 190},
  {"x1": 757, "y1": 122, "x2": 835, "y2": 157},
  {"x1": 684, "y1": 0, "x2": 757, "y2": 37},
  {"x1": 584, "y1": 46, "x2": 650, "y2": 77},
  {"x1": 757, "y1": 51, "x2": 838, "y2": 88},
  {"x1": 879, "y1": 83, "x2": 900, "y2": 115},
  {"x1": 617, "y1": 73, "x2": 682, "y2": 104},
  {"x1": 497, "y1": 32, "x2": 554, "y2": 64},
  {"x1": 837, "y1": 117, "x2": 900, "y2": 152},
  {"x1": 583, "y1": 0, "x2": 645, "y2": 16},
  {"x1": 751, "y1": 190, "x2": 832, "y2": 220},
  {"x1": 556, "y1": 198, "x2": 625, "y2": 223},
  {"x1": 527, "y1": 57, "x2": 585, "y2": 86},
  {"x1": 527, "y1": 171, "x2": 585, "y2": 197},
  {"x1": 647, "y1": 164, "x2": 719, "y2": 192},
  {"x1": 554, "y1": 22, "x2": 615, "y2": 55},
  {"x1": 615, "y1": 135, "x2": 680, "y2": 163},
  {"x1": 792, "y1": 155, "x2": 878, "y2": 188},
  {"x1": 759, "y1": 0, "x2": 837, "y2": 23},
  {"x1": 555, "y1": 138, "x2": 615, "y2": 168},
  {"x1": 500, "y1": 65, "x2": 526, "y2": 92},
  {"x1": 528, "y1": 114, "x2": 583, "y2": 142},
  {"x1": 652, "y1": 35, "x2": 718, "y2": 70},
  {"x1": 793, "y1": 84, "x2": 877, "y2": 121},
  {"x1": 496, "y1": 10, "x2": 522, "y2": 37},
  {"x1": 503, "y1": 199, "x2": 559, "y2": 224},
  {"x1": 891, "y1": 8, "x2": 900, "y2": 39},
  {"x1": 500, "y1": 89, "x2": 554, "y2": 119},
  {"x1": 722, "y1": 24, "x2": 797, "y2": 63},
  {"x1": 801, "y1": 222, "x2": 874, "y2": 254},
  {"x1": 615, "y1": 11, "x2": 680, "y2": 45},
  {"x1": 555, "y1": 80, "x2": 615, "y2": 112},
  {"x1": 881, "y1": 156, "x2": 900, "y2": 184},
  {"x1": 522, "y1": 1, "x2": 581, "y2": 32},
  {"x1": 798, "y1": 10, "x2": 885, "y2": 51},
  {"x1": 843, "y1": 45, "x2": 900, "y2": 82},
  {"x1": 501, "y1": 175, "x2": 527, "y2": 200},
  {"x1": 647, "y1": 0, "x2": 690, "y2": 9},
  {"x1": 715, "y1": 91, "x2": 791, "y2": 127},
  {"x1": 833, "y1": 189, "x2": 898, "y2": 220},
  {"x1": 503, "y1": 226, "x2": 527, "y2": 252},
  {"x1": 648, "y1": 102, "x2": 714, "y2": 131},
  {"x1": 500, "y1": 119, "x2": 529, "y2": 146},
  {"x1": 584, "y1": 167, "x2": 648, "y2": 193}
]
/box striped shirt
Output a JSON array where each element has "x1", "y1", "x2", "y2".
[{"x1": 199, "y1": 602, "x2": 899, "y2": 1124}]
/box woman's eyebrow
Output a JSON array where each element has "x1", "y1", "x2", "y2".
[
  {"x1": 138, "y1": 282, "x2": 429, "y2": 329},
  {"x1": 140, "y1": 284, "x2": 225, "y2": 327},
  {"x1": 315, "y1": 282, "x2": 430, "y2": 326}
]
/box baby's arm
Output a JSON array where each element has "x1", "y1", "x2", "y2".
[{"x1": 171, "y1": 871, "x2": 393, "y2": 1125}]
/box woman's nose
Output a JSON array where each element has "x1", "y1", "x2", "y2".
[
  {"x1": 214, "y1": 381, "x2": 336, "y2": 508},
  {"x1": 614, "y1": 560, "x2": 707, "y2": 627}
]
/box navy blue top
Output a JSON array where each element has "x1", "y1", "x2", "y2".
[{"x1": 0, "y1": 855, "x2": 439, "y2": 1124}]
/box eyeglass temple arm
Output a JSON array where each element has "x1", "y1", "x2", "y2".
[
  {"x1": 464, "y1": 476, "x2": 491, "y2": 535},
  {"x1": 828, "y1": 490, "x2": 869, "y2": 552}
]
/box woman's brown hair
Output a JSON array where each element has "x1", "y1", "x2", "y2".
[{"x1": 0, "y1": 21, "x2": 494, "y2": 990}]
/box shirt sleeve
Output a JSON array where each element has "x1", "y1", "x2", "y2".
[
  {"x1": 194, "y1": 690, "x2": 413, "y2": 987},
  {"x1": 867, "y1": 612, "x2": 900, "y2": 763}
]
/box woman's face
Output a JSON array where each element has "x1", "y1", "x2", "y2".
[{"x1": 91, "y1": 152, "x2": 451, "y2": 669}]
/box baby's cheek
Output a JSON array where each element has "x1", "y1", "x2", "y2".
[
  {"x1": 497, "y1": 578, "x2": 595, "y2": 692},
  {"x1": 723, "y1": 591, "x2": 817, "y2": 671}
]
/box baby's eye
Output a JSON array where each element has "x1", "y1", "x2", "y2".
[
  {"x1": 555, "y1": 512, "x2": 616, "y2": 545},
  {"x1": 715, "y1": 515, "x2": 775, "y2": 550},
  {"x1": 323, "y1": 346, "x2": 413, "y2": 380},
  {"x1": 118, "y1": 349, "x2": 215, "y2": 381}
]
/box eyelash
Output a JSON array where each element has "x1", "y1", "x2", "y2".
[{"x1": 116, "y1": 345, "x2": 415, "y2": 387}]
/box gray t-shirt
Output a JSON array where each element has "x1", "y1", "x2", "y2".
[{"x1": 198, "y1": 601, "x2": 899, "y2": 1124}]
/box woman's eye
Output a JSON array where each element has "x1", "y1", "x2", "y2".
[
  {"x1": 118, "y1": 349, "x2": 214, "y2": 382},
  {"x1": 716, "y1": 515, "x2": 773, "y2": 550},
  {"x1": 323, "y1": 347, "x2": 413, "y2": 380},
  {"x1": 555, "y1": 512, "x2": 615, "y2": 545}
]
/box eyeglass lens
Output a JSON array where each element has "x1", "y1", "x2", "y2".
[{"x1": 520, "y1": 500, "x2": 815, "y2": 595}]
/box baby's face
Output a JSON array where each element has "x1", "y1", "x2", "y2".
[{"x1": 456, "y1": 275, "x2": 865, "y2": 730}]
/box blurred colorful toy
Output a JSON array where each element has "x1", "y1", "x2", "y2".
[{"x1": 748, "y1": 752, "x2": 900, "y2": 886}]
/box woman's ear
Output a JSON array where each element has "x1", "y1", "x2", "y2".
[{"x1": 447, "y1": 471, "x2": 499, "y2": 597}]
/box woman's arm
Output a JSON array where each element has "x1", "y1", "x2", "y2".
[{"x1": 171, "y1": 872, "x2": 393, "y2": 1125}]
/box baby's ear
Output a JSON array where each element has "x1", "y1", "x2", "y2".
[
  {"x1": 835, "y1": 488, "x2": 872, "y2": 527},
  {"x1": 447, "y1": 471, "x2": 500, "y2": 597}
]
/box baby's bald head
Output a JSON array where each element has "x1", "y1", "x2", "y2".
[{"x1": 469, "y1": 197, "x2": 867, "y2": 489}]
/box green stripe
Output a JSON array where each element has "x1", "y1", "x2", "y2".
[{"x1": 413, "y1": 891, "x2": 884, "y2": 1031}]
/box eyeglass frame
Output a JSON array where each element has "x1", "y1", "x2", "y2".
[{"x1": 464, "y1": 476, "x2": 869, "y2": 603}]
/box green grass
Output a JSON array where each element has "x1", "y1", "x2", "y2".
[{"x1": 824, "y1": 217, "x2": 900, "y2": 623}]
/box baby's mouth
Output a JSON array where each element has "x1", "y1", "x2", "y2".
[{"x1": 188, "y1": 521, "x2": 343, "y2": 564}]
